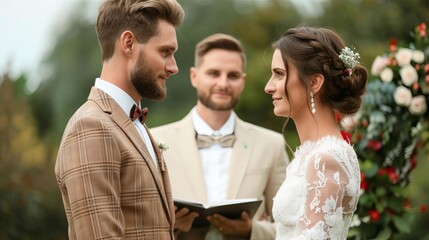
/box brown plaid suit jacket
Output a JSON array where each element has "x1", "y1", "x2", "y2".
[{"x1": 55, "y1": 87, "x2": 175, "y2": 239}]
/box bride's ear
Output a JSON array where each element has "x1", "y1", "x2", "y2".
[{"x1": 311, "y1": 73, "x2": 324, "y2": 95}]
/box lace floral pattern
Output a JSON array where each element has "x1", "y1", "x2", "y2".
[{"x1": 273, "y1": 136, "x2": 360, "y2": 240}]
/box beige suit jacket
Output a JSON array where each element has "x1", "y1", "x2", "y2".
[
  {"x1": 151, "y1": 111, "x2": 289, "y2": 240},
  {"x1": 55, "y1": 87, "x2": 175, "y2": 239}
]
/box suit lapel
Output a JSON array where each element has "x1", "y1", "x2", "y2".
[
  {"x1": 88, "y1": 87, "x2": 172, "y2": 223},
  {"x1": 226, "y1": 118, "x2": 253, "y2": 199},
  {"x1": 175, "y1": 113, "x2": 208, "y2": 203}
]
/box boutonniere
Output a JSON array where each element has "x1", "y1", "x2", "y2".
[{"x1": 158, "y1": 140, "x2": 169, "y2": 152}]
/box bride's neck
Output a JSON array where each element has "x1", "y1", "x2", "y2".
[{"x1": 294, "y1": 109, "x2": 342, "y2": 144}]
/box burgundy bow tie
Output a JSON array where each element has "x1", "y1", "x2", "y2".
[{"x1": 129, "y1": 104, "x2": 148, "y2": 124}]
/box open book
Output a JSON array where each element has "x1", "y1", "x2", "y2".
[{"x1": 174, "y1": 198, "x2": 262, "y2": 228}]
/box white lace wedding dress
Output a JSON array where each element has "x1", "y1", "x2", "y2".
[{"x1": 273, "y1": 136, "x2": 361, "y2": 240}]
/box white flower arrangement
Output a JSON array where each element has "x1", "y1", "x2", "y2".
[
  {"x1": 394, "y1": 85, "x2": 413, "y2": 106},
  {"x1": 412, "y1": 50, "x2": 425, "y2": 63},
  {"x1": 380, "y1": 67, "x2": 394, "y2": 82},
  {"x1": 371, "y1": 56, "x2": 388, "y2": 76},
  {"x1": 348, "y1": 22, "x2": 429, "y2": 239},
  {"x1": 409, "y1": 95, "x2": 427, "y2": 115},
  {"x1": 399, "y1": 64, "x2": 418, "y2": 86},
  {"x1": 395, "y1": 48, "x2": 413, "y2": 66}
]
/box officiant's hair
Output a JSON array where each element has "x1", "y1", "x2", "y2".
[
  {"x1": 274, "y1": 26, "x2": 368, "y2": 115},
  {"x1": 96, "y1": 0, "x2": 185, "y2": 60},
  {"x1": 195, "y1": 33, "x2": 246, "y2": 69}
]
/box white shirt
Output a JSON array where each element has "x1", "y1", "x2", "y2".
[
  {"x1": 192, "y1": 107, "x2": 235, "y2": 203},
  {"x1": 94, "y1": 78, "x2": 158, "y2": 168}
]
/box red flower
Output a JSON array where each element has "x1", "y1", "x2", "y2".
[
  {"x1": 335, "y1": 112, "x2": 341, "y2": 122},
  {"x1": 418, "y1": 23, "x2": 427, "y2": 37},
  {"x1": 413, "y1": 82, "x2": 420, "y2": 91},
  {"x1": 424, "y1": 64, "x2": 429, "y2": 73},
  {"x1": 415, "y1": 64, "x2": 421, "y2": 70},
  {"x1": 403, "y1": 198, "x2": 411, "y2": 209},
  {"x1": 356, "y1": 134, "x2": 363, "y2": 141},
  {"x1": 389, "y1": 38, "x2": 398, "y2": 52},
  {"x1": 360, "y1": 172, "x2": 368, "y2": 190},
  {"x1": 340, "y1": 130, "x2": 352, "y2": 144},
  {"x1": 369, "y1": 210, "x2": 380, "y2": 221},
  {"x1": 420, "y1": 205, "x2": 427, "y2": 214},
  {"x1": 378, "y1": 167, "x2": 399, "y2": 183},
  {"x1": 367, "y1": 140, "x2": 382, "y2": 151}
]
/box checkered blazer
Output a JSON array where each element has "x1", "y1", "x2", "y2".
[{"x1": 55, "y1": 87, "x2": 175, "y2": 239}]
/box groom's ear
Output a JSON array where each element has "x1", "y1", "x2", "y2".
[
  {"x1": 311, "y1": 73, "x2": 324, "y2": 95},
  {"x1": 119, "y1": 30, "x2": 136, "y2": 57}
]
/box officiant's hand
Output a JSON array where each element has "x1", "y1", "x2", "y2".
[
  {"x1": 207, "y1": 211, "x2": 252, "y2": 238},
  {"x1": 174, "y1": 206, "x2": 199, "y2": 232}
]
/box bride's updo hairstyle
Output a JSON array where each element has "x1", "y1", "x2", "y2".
[{"x1": 274, "y1": 26, "x2": 367, "y2": 115}]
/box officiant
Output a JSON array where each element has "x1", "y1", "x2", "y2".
[{"x1": 151, "y1": 33, "x2": 289, "y2": 240}]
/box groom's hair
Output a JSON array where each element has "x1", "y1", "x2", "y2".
[
  {"x1": 194, "y1": 33, "x2": 246, "y2": 69},
  {"x1": 96, "y1": 0, "x2": 185, "y2": 61}
]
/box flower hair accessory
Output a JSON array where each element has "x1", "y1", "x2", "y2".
[{"x1": 339, "y1": 46, "x2": 360, "y2": 76}]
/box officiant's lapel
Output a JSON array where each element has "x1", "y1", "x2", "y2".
[
  {"x1": 226, "y1": 118, "x2": 252, "y2": 199},
  {"x1": 177, "y1": 114, "x2": 208, "y2": 203}
]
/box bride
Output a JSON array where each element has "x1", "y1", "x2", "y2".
[{"x1": 264, "y1": 26, "x2": 367, "y2": 239}]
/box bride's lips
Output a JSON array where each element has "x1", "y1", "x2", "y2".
[{"x1": 272, "y1": 97, "x2": 282, "y2": 103}]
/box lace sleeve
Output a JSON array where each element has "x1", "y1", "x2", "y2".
[{"x1": 299, "y1": 152, "x2": 350, "y2": 239}]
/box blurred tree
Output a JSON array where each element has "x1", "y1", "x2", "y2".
[
  {"x1": 34, "y1": 1, "x2": 101, "y2": 139},
  {"x1": 0, "y1": 73, "x2": 67, "y2": 239}
]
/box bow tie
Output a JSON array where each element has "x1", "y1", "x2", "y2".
[
  {"x1": 196, "y1": 134, "x2": 236, "y2": 149},
  {"x1": 129, "y1": 104, "x2": 148, "y2": 124}
]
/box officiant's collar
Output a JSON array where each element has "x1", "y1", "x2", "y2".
[{"x1": 191, "y1": 107, "x2": 235, "y2": 136}]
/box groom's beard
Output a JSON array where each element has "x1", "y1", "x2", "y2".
[{"x1": 130, "y1": 51, "x2": 166, "y2": 100}]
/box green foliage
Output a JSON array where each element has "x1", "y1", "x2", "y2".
[
  {"x1": 0, "y1": 74, "x2": 67, "y2": 239},
  {"x1": 346, "y1": 23, "x2": 429, "y2": 239}
]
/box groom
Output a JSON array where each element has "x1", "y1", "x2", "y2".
[
  {"x1": 151, "y1": 33, "x2": 289, "y2": 239},
  {"x1": 55, "y1": 0, "x2": 184, "y2": 239}
]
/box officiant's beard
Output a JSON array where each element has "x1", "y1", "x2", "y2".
[
  {"x1": 197, "y1": 90, "x2": 239, "y2": 111},
  {"x1": 130, "y1": 52, "x2": 166, "y2": 100}
]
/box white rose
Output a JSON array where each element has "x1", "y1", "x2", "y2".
[
  {"x1": 396, "y1": 48, "x2": 413, "y2": 66},
  {"x1": 380, "y1": 67, "x2": 394, "y2": 82},
  {"x1": 340, "y1": 113, "x2": 360, "y2": 131},
  {"x1": 399, "y1": 65, "x2": 418, "y2": 86},
  {"x1": 371, "y1": 56, "x2": 388, "y2": 76},
  {"x1": 412, "y1": 50, "x2": 425, "y2": 63},
  {"x1": 393, "y1": 86, "x2": 412, "y2": 107},
  {"x1": 409, "y1": 95, "x2": 427, "y2": 115}
]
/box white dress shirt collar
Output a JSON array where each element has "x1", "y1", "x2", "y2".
[
  {"x1": 94, "y1": 78, "x2": 158, "y2": 168},
  {"x1": 191, "y1": 107, "x2": 235, "y2": 136},
  {"x1": 94, "y1": 78, "x2": 140, "y2": 119}
]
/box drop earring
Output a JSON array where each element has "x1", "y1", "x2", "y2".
[{"x1": 310, "y1": 91, "x2": 316, "y2": 114}]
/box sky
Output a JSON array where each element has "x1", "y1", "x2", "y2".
[
  {"x1": 0, "y1": 0, "x2": 318, "y2": 92},
  {"x1": 0, "y1": 0, "x2": 100, "y2": 91}
]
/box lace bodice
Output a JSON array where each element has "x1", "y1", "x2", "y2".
[{"x1": 273, "y1": 136, "x2": 361, "y2": 240}]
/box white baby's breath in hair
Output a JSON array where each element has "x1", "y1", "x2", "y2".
[
  {"x1": 158, "y1": 140, "x2": 169, "y2": 152},
  {"x1": 339, "y1": 47, "x2": 360, "y2": 70}
]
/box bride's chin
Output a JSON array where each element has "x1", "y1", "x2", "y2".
[{"x1": 273, "y1": 111, "x2": 286, "y2": 117}]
